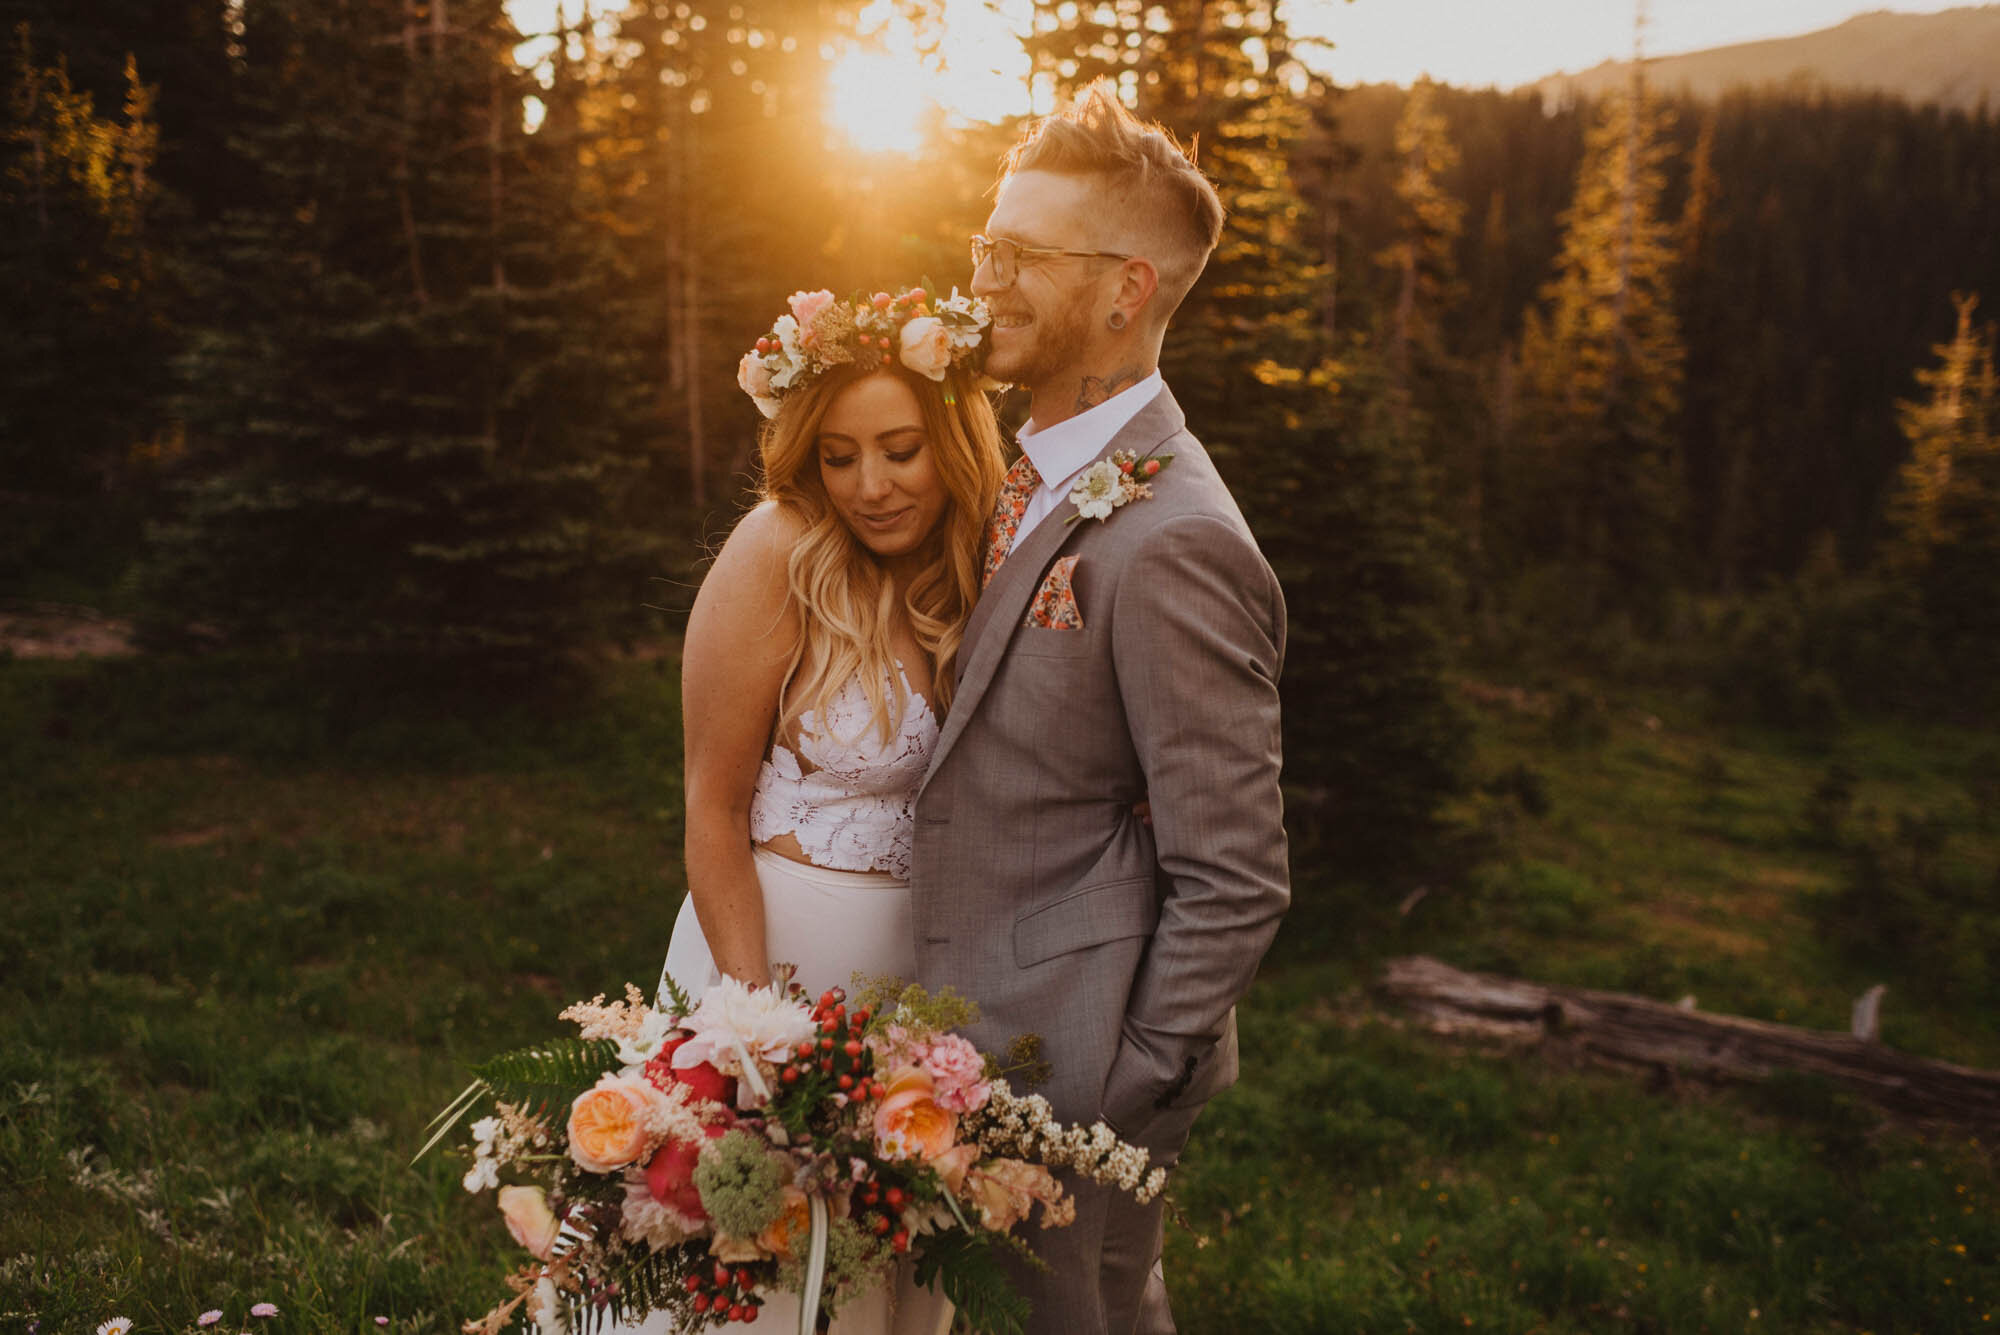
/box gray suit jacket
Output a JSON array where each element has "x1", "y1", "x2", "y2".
[{"x1": 911, "y1": 385, "x2": 1289, "y2": 1141}]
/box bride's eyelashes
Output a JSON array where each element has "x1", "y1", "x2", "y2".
[{"x1": 818, "y1": 445, "x2": 925, "y2": 470}]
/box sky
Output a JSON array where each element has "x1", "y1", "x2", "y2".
[
  {"x1": 505, "y1": 1, "x2": 1977, "y2": 142},
  {"x1": 1288, "y1": 0, "x2": 1977, "y2": 91}
]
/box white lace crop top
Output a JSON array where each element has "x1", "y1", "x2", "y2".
[{"x1": 748, "y1": 665, "x2": 938, "y2": 881}]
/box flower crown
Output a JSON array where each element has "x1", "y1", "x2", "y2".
[{"x1": 736, "y1": 282, "x2": 990, "y2": 419}]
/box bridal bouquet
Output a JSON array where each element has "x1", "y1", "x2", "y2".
[{"x1": 422, "y1": 974, "x2": 1165, "y2": 1335}]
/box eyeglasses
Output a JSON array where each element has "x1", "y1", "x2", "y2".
[{"x1": 970, "y1": 234, "x2": 1133, "y2": 287}]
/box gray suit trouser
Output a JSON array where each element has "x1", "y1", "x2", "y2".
[{"x1": 1005, "y1": 1100, "x2": 1201, "y2": 1335}]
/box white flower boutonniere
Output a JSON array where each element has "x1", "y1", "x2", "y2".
[{"x1": 1067, "y1": 448, "x2": 1174, "y2": 525}]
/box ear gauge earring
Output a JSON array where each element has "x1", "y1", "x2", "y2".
[{"x1": 1106, "y1": 311, "x2": 1128, "y2": 331}]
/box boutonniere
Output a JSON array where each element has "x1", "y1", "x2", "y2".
[{"x1": 1066, "y1": 449, "x2": 1174, "y2": 525}]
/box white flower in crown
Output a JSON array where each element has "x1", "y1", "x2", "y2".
[
  {"x1": 1066, "y1": 449, "x2": 1172, "y2": 525},
  {"x1": 938, "y1": 288, "x2": 986, "y2": 352},
  {"x1": 766, "y1": 315, "x2": 808, "y2": 392}
]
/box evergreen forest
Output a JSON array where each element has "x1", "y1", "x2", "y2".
[{"x1": 6, "y1": 1, "x2": 2000, "y2": 1330}]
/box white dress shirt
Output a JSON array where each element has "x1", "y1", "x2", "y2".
[{"x1": 1009, "y1": 370, "x2": 1166, "y2": 553}]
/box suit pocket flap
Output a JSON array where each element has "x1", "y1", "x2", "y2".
[{"x1": 1013, "y1": 876, "x2": 1157, "y2": 968}]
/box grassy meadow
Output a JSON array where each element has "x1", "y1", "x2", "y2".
[{"x1": 3, "y1": 652, "x2": 1996, "y2": 1333}]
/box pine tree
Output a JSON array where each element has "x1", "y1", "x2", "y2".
[
  {"x1": 1885, "y1": 293, "x2": 2000, "y2": 711},
  {"x1": 1888, "y1": 293, "x2": 2000, "y2": 560},
  {"x1": 1376, "y1": 76, "x2": 1463, "y2": 394},
  {"x1": 1511, "y1": 81, "x2": 1684, "y2": 607},
  {"x1": 0, "y1": 27, "x2": 170, "y2": 585},
  {"x1": 140, "y1": 0, "x2": 658, "y2": 658}
]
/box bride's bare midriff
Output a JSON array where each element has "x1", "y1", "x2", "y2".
[{"x1": 754, "y1": 831, "x2": 820, "y2": 867}]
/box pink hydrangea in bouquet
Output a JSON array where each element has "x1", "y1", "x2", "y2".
[{"x1": 419, "y1": 972, "x2": 1166, "y2": 1334}]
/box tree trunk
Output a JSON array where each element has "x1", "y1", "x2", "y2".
[
  {"x1": 398, "y1": 0, "x2": 430, "y2": 306},
  {"x1": 488, "y1": 64, "x2": 505, "y2": 294},
  {"x1": 25, "y1": 119, "x2": 50, "y2": 233},
  {"x1": 1376, "y1": 955, "x2": 2000, "y2": 1131},
  {"x1": 662, "y1": 89, "x2": 706, "y2": 509}
]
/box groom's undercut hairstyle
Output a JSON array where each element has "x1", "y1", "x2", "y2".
[{"x1": 1001, "y1": 81, "x2": 1225, "y2": 325}]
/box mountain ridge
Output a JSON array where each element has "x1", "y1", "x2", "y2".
[{"x1": 1524, "y1": 6, "x2": 2000, "y2": 111}]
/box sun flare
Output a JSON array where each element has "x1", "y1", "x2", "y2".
[{"x1": 827, "y1": 50, "x2": 934, "y2": 155}]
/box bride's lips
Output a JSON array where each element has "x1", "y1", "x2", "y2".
[{"x1": 855, "y1": 507, "x2": 914, "y2": 532}]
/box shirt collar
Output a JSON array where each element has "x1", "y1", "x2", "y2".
[{"x1": 1016, "y1": 370, "x2": 1166, "y2": 491}]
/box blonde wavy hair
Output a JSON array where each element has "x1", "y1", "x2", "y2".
[{"x1": 759, "y1": 361, "x2": 1005, "y2": 745}]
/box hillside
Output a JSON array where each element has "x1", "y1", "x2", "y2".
[{"x1": 1528, "y1": 5, "x2": 2000, "y2": 111}]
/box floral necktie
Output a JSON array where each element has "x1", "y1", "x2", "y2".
[{"x1": 982, "y1": 453, "x2": 1043, "y2": 590}]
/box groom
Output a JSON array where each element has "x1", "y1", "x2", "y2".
[{"x1": 911, "y1": 85, "x2": 1289, "y2": 1334}]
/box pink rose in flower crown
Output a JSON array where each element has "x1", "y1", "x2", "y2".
[
  {"x1": 874, "y1": 1064, "x2": 958, "y2": 1161},
  {"x1": 788, "y1": 289, "x2": 838, "y2": 346},
  {"x1": 917, "y1": 1033, "x2": 991, "y2": 1114},
  {"x1": 898, "y1": 317, "x2": 953, "y2": 381},
  {"x1": 497, "y1": 1184, "x2": 561, "y2": 1260},
  {"x1": 567, "y1": 1072, "x2": 669, "y2": 1173}
]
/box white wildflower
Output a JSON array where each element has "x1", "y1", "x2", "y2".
[
  {"x1": 462, "y1": 1156, "x2": 500, "y2": 1193},
  {"x1": 615, "y1": 1005, "x2": 678, "y2": 1069},
  {"x1": 469, "y1": 1116, "x2": 502, "y2": 1152},
  {"x1": 97, "y1": 1320, "x2": 134, "y2": 1335}
]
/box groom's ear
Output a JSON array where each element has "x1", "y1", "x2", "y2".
[{"x1": 1113, "y1": 257, "x2": 1160, "y2": 327}]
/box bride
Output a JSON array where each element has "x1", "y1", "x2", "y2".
[{"x1": 624, "y1": 285, "x2": 1005, "y2": 1334}]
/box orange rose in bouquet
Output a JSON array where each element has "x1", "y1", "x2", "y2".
[{"x1": 873, "y1": 1065, "x2": 957, "y2": 1161}]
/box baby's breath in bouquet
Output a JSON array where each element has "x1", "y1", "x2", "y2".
[{"x1": 420, "y1": 972, "x2": 1165, "y2": 1335}]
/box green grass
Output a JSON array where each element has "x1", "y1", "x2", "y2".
[
  {"x1": 3, "y1": 654, "x2": 1997, "y2": 1332},
  {"x1": 1304, "y1": 676, "x2": 2000, "y2": 1067},
  {"x1": 1, "y1": 653, "x2": 686, "y2": 1332},
  {"x1": 1168, "y1": 970, "x2": 1997, "y2": 1333}
]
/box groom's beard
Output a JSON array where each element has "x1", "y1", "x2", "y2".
[{"x1": 987, "y1": 295, "x2": 1094, "y2": 400}]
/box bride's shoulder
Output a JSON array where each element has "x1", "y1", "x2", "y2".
[
  {"x1": 691, "y1": 502, "x2": 806, "y2": 625},
  {"x1": 721, "y1": 499, "x2": 808, "y2": 559}
]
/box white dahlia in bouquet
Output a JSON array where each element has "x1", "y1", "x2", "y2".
[{"x1": 420, "y1": 973, "x2": 1165, "y2": 1335}]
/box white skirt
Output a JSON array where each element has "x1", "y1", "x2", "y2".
[
  {"x1": 625, "y1": 846, "x2": 951, "y2": 1335},
  {"x1": 660, "y1": 845, "x2": 919, "y2": 1004}
]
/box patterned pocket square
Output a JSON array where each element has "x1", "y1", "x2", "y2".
[{"x1": 1024, "y1": 555, "x2": 1083, "y2": 630}]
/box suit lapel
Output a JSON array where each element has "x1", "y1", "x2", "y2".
[{"x1": 919, "y1": 385, "x2": 1188, "y2": 794}]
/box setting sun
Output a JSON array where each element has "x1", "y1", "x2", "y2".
[{"x1": 826, "y1": 49, "x2": 933, "y2": 155}]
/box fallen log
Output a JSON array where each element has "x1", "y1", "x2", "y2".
[{"x1": 1376, "y1": 955, "x2": 2000, "y2": 1132}]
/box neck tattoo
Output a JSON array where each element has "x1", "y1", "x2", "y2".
[{"x1": 1075, "y1": 366, "x2": 1147, "y2": 413}]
